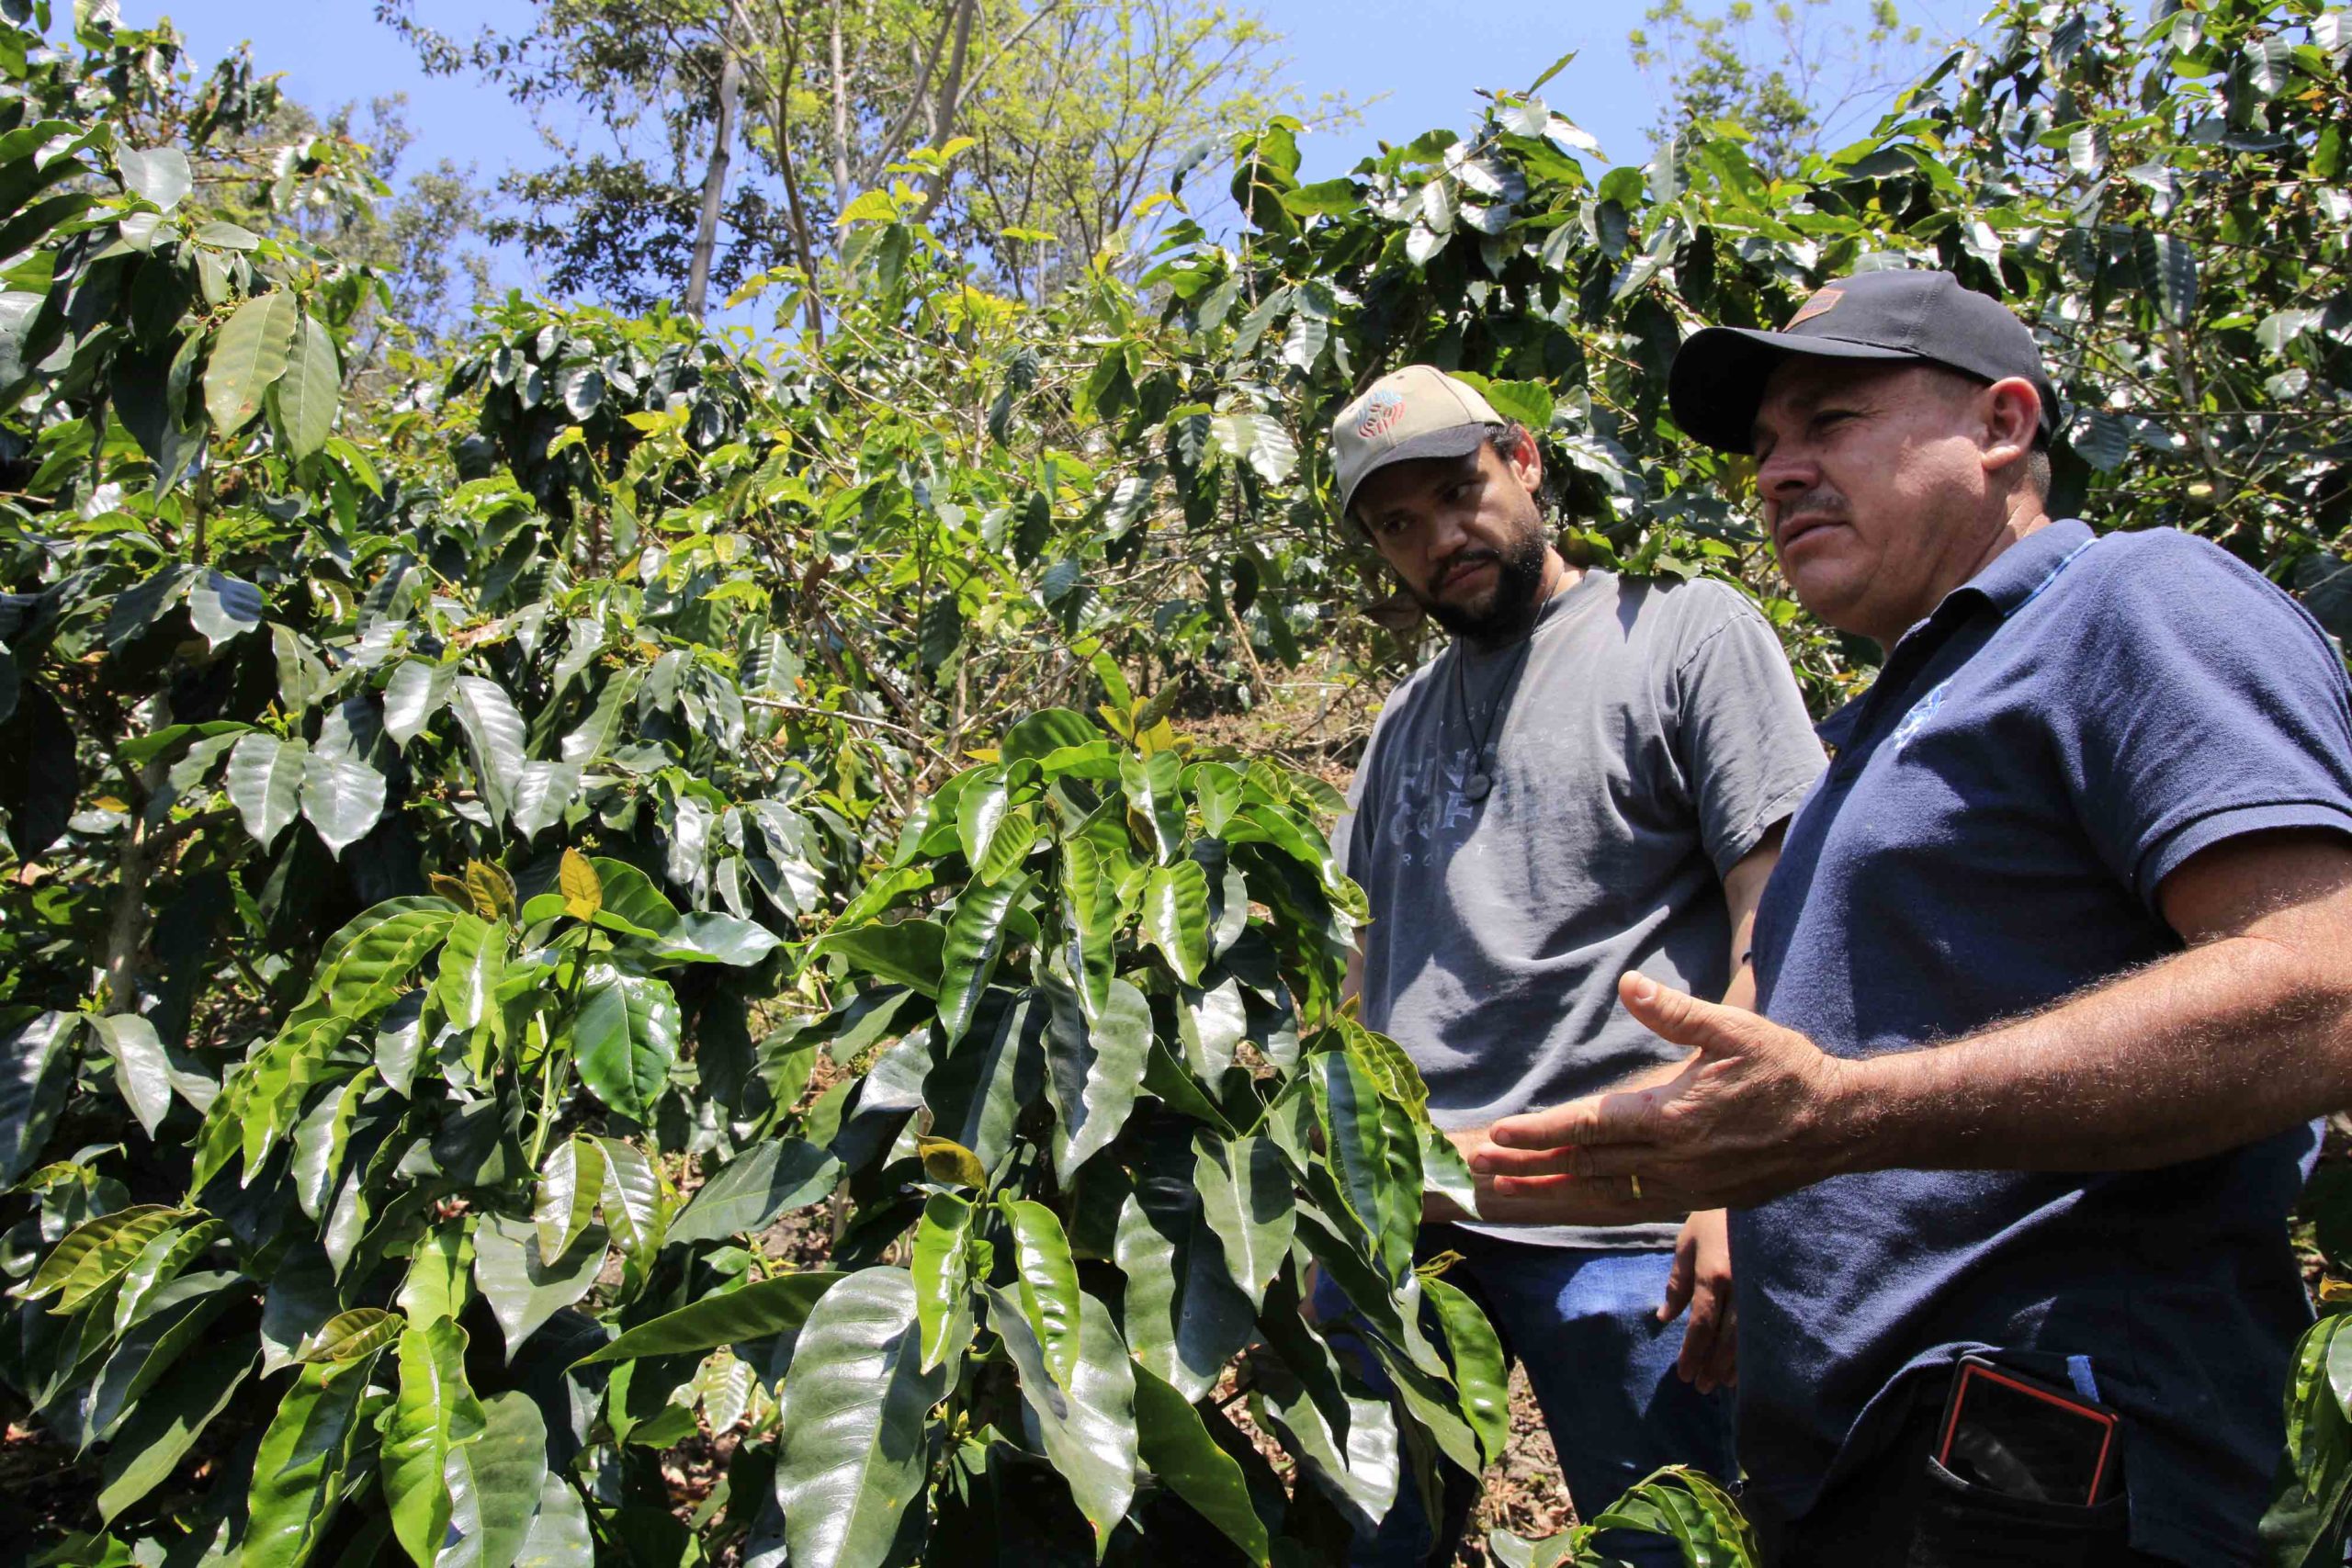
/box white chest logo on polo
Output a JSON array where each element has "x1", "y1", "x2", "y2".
[{"x1": 1891, "y1": 679, "x2": 1952, "y2": 753}]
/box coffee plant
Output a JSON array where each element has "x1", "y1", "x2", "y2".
[{"x1": 8, "y1": 0, "x2": 2352, "y2": 1560}]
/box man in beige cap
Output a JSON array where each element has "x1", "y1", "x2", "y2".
[{"x1": 1317, "y1": 366, "x2": 1825, "y2": 1564}]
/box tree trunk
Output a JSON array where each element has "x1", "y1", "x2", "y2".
[
  {"x1": 684, "y1": 2, "x2": 745, "y2": 320},
  {"x1": 916, "y1": 0, "x2": 977, "y2": 218}
]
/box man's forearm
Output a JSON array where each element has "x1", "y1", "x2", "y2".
[{"x1": 1832, "y1": 931, "x2": 2352, "y2": 1173}]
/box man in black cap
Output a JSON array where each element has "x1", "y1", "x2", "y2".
[{"x1": 1470, "y1": 269, "x2": 2352, "y2": 1565}]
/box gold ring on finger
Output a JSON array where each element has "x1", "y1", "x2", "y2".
[{"x1": 1629, "y1": 1173, "x2": 1643, "y2": 1201}]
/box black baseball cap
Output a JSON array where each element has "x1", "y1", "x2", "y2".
[{"x1": 1668, "y1": 269, "x2": 2060, "y2": 454}]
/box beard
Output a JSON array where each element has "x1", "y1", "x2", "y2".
[{"x1": 1412, "y1": 515, "x2": 1553, "y2": 645}]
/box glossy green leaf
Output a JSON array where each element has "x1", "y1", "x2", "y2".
[
  {"x1": 1040, "y1": 970, "x2": 1151, "y2": 1179},
  {"x1": 87, "y1": 1269, "x2": 239, "y2": 1438},
  {"x1": 1001, "y1": 708, "x2": 1100, "y2": 767},
  {"x1": 532, "y1": 1135, "x2": 605, "y2": 1264},
  {"x1": 227, "y1": 731, "x2": 307, "y2": 847},
  {"x1": 956, "y1": 765, "x2": 1012, "y2": 869},
  {"x1": 667, "y1": 1138, "x2": 840, "y2": 1247},
  {"x1": 383, "y1": 660, "x2": 454, "y2": 749},
  {"x1": 1316, "y1": 1049, "x2": 1416, "y2": 1281},
  {"x1": 300, "y1": 739, "x2": 382, "y2": 851},
  {"x1": 381, "y1": 1316, "x2": 488, "y2": 1567},
  {"x1": 86, "y1": 1011, "x2": 170, "y2": 1138},
  {"x1": 1119, "y1": 747, "x2": 1185, "y2": 863},
  {"x1": 471, "y1": 1212, "x2": 606, "y2": 1362},
  {"x1": 187, "y1": 569, "x2": 264, "y2": 649},
  {"x1": 513, "y1": 1473, "x2": 594, "y2": 1567},
  {"x1": 301, "y1": 1305, "x2": 403, "y2": 1363},
  {"x1": 1115, "y1": 1171, "x2": 1254, "y2": 1401},
  {"x1": 1424, "y1": 1272, "x2": 1510, "y2": 1466},
  {"x1": 290, "y1": 897, "x2": 460, "y2": 1025},
  {"x1": 243, "y1": 1353, "x2": 379, "y2": 1568},
  {"x1": 937, "y1": 872, "x2": 1029, "y2": 1047},
  {"x1": 278, "y1": 311, "x2": 339, "y2": 458},
  {"x1": 204, "y1": 288, "x2": 298, "y2": 433},
  {"x1": 809, "y1": 920, "x2": 945, "y2": 998},
  {"x1": 1132, "y1": 1360, "x2": 1271, "y2": 1565},
  {"x1": 650, "y1": 911, "x2": 783, "y2": 966},
  {"x1": 922, "y1": 988, "x2": 1042, "y2": 1176},
  {"x1": 774, "y1": 1269, "x2": 950, "y2": 1568},
  {"x1": 0, "y1": 1011, "x2": 77, "y2": 1186},
  {"x1": 910, "y1": 1193, "x2": 976, "y2": 1371},
  {"x1": 96, "y1": 1349, "x2": 253, "y2": 1524},
  {"x1": 1193, "y1": 1134, "x2": 1292, "y2": 1310},
  {"x1": 1003, "y1": 1198, "x2": 1084, "y2": 1391},
  {"x1": 449, "y1": 675, "x2": 528, "y2": 824},
  {"x1": 27, "y1": 1204, "x2": 180, "y2": 1311},
  {"x1": 439, "y1": 1391, "x2": 548, "y2": 1568},
  {"x1": 110, "y1": 1217, "x2": 221, "y2": 1332},
  {"x1": 400, "y1": 1221, "x2": 474, "y2": 1326},
  {"x1": 291, "y1": 1069, "x2": 371, "y2": 1220},
  {"x1": 576, "y1": 1270, "x2": 845, "y2": 1365},
  {"x1": 596, "y1": 1135, "x2": 668, "y2": 1258},
  {"x1": 1058, "y1": 836, "x2": 1119, "y2": 1021},
  {"x1": 586, "y1": 855, "x2": 681, "y2": 937},
  {"x1": 1177, "y1": 976, "x2": 1247, "y2": 1080},
  {"x1": 983, "y1": 1282, "x2": 1140, "y2": 1554},
  {"x1": 1192, "y1": 763, "x2": 1243, "y2": 838},
  {"x1": 1249, "y1": 1339, "x2": 1399, "y2": 1537},
  {"x1": 573, "y1": 970, "x2": 680, "y2": 1122},
  {"x1": 1140, "y1": 859, "x2": 1210, "y2": 984}
]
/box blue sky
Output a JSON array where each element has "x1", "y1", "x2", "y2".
[{"x1": 121, "y1": 0, "x2": 1966, "y2": 299}]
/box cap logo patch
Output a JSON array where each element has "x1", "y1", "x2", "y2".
[
  {"x1": 1786, "y1": 288, "x2": 1844, "y2": 328},
  {"x1": 1355, "y1": 388, "x2": 1407, "y2": 439}
]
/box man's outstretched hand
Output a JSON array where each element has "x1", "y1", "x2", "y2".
[{"x1": 1472, "y1": 972, "x2": 1863, "y2": 1211}]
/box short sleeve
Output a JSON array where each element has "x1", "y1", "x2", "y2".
[
  {"x1": 1668, "y1": 584, "x2": 1829, "y2": 878},
  {"x1": 1336, "y1": 691, "x2": 1398, "y2": 881},
  {"x1": 2057, "y1": 535, "x2": 2352, "y2": 906}
]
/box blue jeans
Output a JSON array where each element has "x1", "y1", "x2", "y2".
[{"x1": 1310, "y1": 1231, "x2": 1736, "y2": 1568}]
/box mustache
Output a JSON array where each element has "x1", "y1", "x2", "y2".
[
  {"x1": 1432, "y1": 547, "x2": 1500, "y2": 586},
  {"x1": 1770, "y1": 488, "x2": 1848, "y2": 530}
]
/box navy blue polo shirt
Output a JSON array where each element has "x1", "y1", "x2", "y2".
[{"x1": 1737, "y1": 518, "x2": 2352, "y2": 1563}]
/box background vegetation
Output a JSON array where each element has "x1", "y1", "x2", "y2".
[{"x1": 6, "y1": 0, "x2": 2352, "y2": 1562}]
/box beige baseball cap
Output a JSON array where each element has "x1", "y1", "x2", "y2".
[{"x1": 1330, "y1": 365, "x2": 1507, "y2": 521}]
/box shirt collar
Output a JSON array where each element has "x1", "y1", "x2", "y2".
[{"x1": 1812, "y1": 519, "x2": 2097, "y2": 749}]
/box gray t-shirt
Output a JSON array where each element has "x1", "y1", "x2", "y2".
[{"x1": 1340, "y1": 570, "x2": 1825, "y2": 1247}]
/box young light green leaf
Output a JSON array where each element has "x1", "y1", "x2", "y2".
[
  {"x1": 1004, "y1": 1198, "x2": 1084, "y2": 1391},
  {"x1": 381, "y1": 1316, "x2": 489, "y2": 1568},
  {"x1": 774, "y1": 1269, "x2": 950, "y2": 1568},
  {"x1": 438, "y1": 1391, "x2": 548, "y2": 1568},
  {"x1": 910, "y1": 1193, "x2": 976, "y2": 1371},
  {"x1": 243, "y1": 1354, "x2": 379, "y2": 1568},
  {"x1": 1423, "y1": 1272, "x2": 1510, "y2": 1466},
  {"x1": 435, "y1": 912, "x2": 509, "y2": 1036},
  {"x1": 27, "y1": 1204, "x2": 181, "y2": 1311},
  {"x1": 955, "y1": 764, "x2": 1012, "y2": 869}
]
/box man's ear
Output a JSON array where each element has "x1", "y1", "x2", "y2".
[
  {"x1": 1979, "y1": 378, "x2": 2041, "y2": 477},
  {"x1": 1505, "y1": 429, "x2": 1544, "y2": 494}
]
